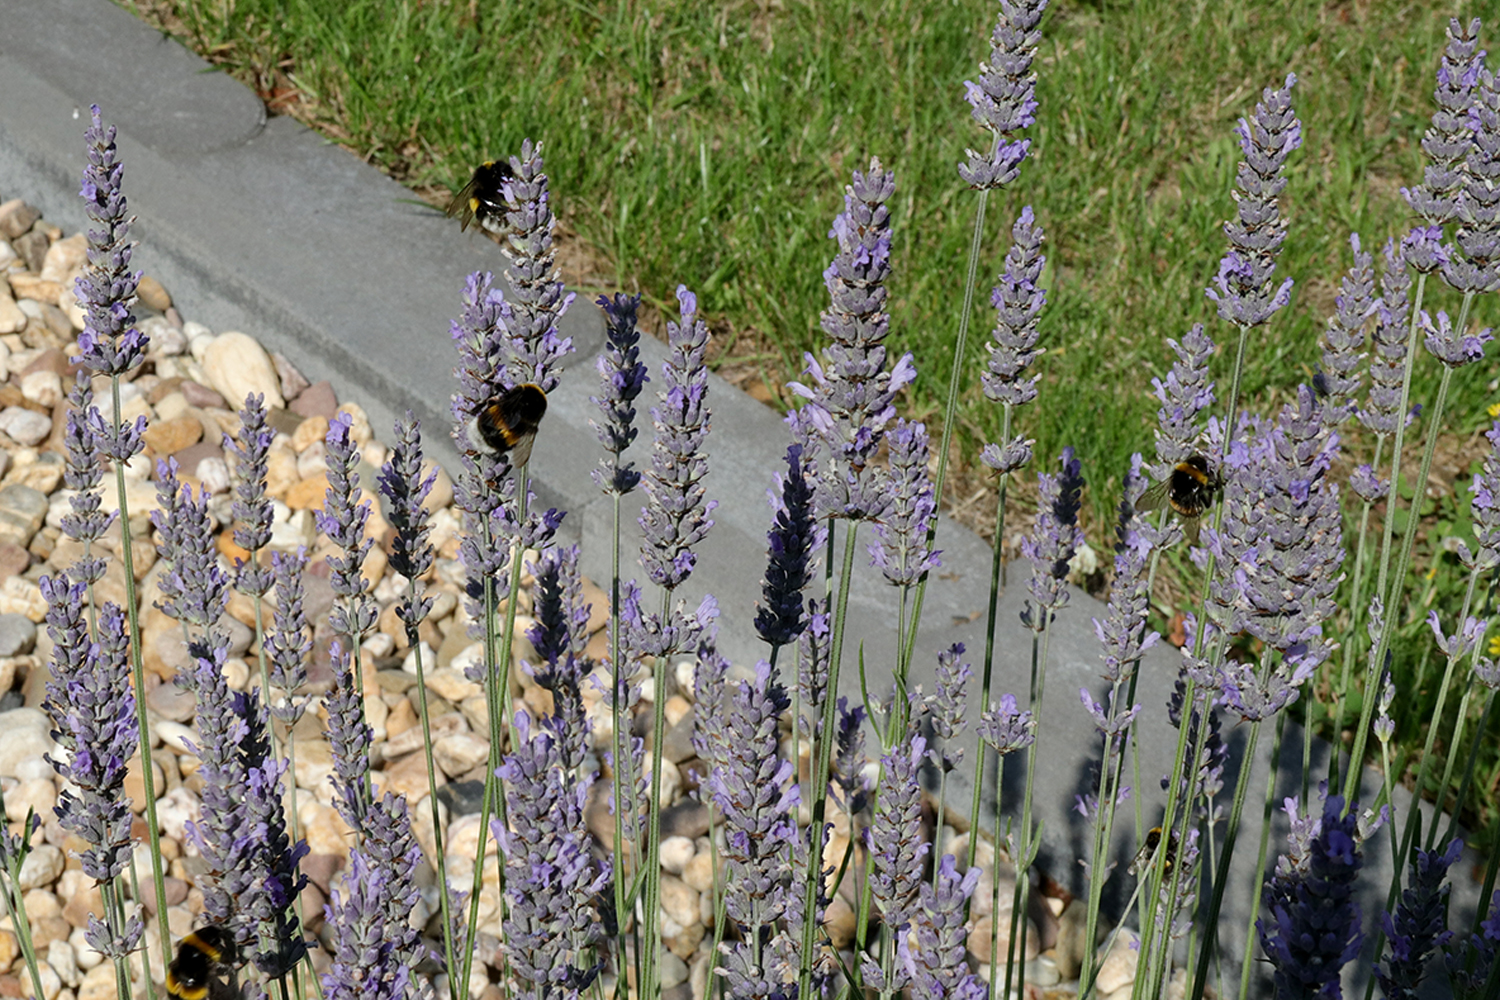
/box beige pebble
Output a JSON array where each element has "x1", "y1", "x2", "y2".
[
  {"x1": 659, "y1": 835, "x2": 695, "y2": 876},
  {"x1": 291, "y1": 414, "x2": 329, "y2": 453},
  {"x1": 200, "y1": 332, "x2": 285, "y2": 410},
  {"x1": 433, "y1": 732, "x2": 489, "y2": 778},
  {"x1": 4, "y1": 777, "x2": 55, "y2": 824},
  {"x1": 136, "y1": 275, "x2": 171, "y2": 312},
  {"x1": 0, "y1": 294, "x2": 24, "y2": 336},
  {"x1": 8, "y1": 273, "x2": 62, "y2": 306},
  {"x1": 39, "y1": 235, "x2": 86, "y2": 283},
  {"x1": 20, "y1": 370, "x2": 62, "y2": 408},
  {"x1": 682, "y1": 850, "x2": 716, "y2": 894},
  {"x1": 18, "y1": 843, "x2": 63, "y2": 890},
  {"x1": 1094, "y1": 927, "x2": 1139, "y2": 996}
]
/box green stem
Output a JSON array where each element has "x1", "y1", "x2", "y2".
[
  {"x1": 1328, "y1": 434, "x2": 1384, "y2": 793},
  {"x1": 640, "y1": 588, "x2": 674, "y2": 1000},
  {"x1": 1233, "y1": 712, "x2": 1287, "y2": 1000},
  {"x1": 1005, "y1": 617, "x2": 1052, "y2": 1000}
]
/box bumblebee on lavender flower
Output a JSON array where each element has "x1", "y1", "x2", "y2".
[
  {"x1": 166, "y1": 925, "x2": 239, "y2": 1000},
  {"x1": 446, "y1": 159, "x2": 514, "y2": 237},
  {"x1": 464, "y1": 383, "x2": 548, "y2": 469},
  {"x1": 1138, "y1": 453, "x2": 1223, "y2": 544}
]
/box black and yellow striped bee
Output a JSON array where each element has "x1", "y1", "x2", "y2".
[
  {"x1": 446, "y1": 159, "x2": 514, "y2": 237},
  {"x1": 1138, "y1": 454, "x2": 1223, "y2": 544},
  {"x1": 1128, "y1": 825, "x2": 1182, "y2": 880},
  {"x1": 166, "y1": 925, "x2": 238, "y2": 1000},
  {"x1": 465, "y1": 383, "x2": 548, "y2": 468}
]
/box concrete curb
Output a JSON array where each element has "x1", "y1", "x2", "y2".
[{"x1": 0, "y1": 0, "x2": 1485, "y2": 982}]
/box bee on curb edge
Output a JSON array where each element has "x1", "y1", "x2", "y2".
[
  {"x1": 166, "y1": 925, "x2": 238, "y2": 1000},
  {"x1": 1137, "y1": 453, "x2": 1223, "y2": 544},
  {"x1": 465, "y1": 383, "x2": 548, "y2": 469},
  {"x1": 446, "y1": 159, "x2": 514, "y2": 237}
]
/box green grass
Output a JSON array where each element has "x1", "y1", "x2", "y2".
[{"x1": 122, "y1": 0, "x2": 1500, "y2": 822}]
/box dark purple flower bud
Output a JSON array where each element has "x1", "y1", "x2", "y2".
[
  {"x1": 73, "y1": 106, "x2": 147, "y2": 378},
  {"x1": 980, "y1": 434, "x2": 1034, "y2": 474},
  {"x1": 1021, "y1": 447, "x2": 1084, "y2": 630},
  {"x1": 981, "y1": 206, "x2": 1047, "y2": 407},
  {"x1": 928, "y1": 643, "x2": 969, "y2": 771},
  {"x1": 796, "y1": 598, "x2": 832, "y2": 737},
  {"x1": 318, "y1": 413, "x2": 378, "y2": 642},
  {"x1": 1402, "y1": 18, "x2": 1484, "y2": 226},
  {"x1": 1359, "y1": 240, "x2": 1413, "y2": 436},
  {"x1": 377, "y1": 413, "x2": 437, "y2": 633},
  {"x1": 227, "y1": 394, "x2": 275, "y2": 597},
  {"x1": 977, "y1": 693, "x2": 1035, "y2": 755},
  {"x1": 494, "y1": 713, "x2": 609, "y2": 1000},
  {"x1": 1164, "y1": 676, "x2": 1226, "y2": 819},
  {"x1": 41, "y1": 590, "x2": 136, "y2": 883},
  {"x1": 959, "y1": 0, "x2": 1047, "y2": 189},
  {"x1": 866, "y1": 730, "x2": 930, "y2": 939},
  {"x1": 869, "y1": 419, "x2": 941, "y2": 586},
  {"x1": 1206, "y1": 75, "x2": 1300, "y2": 329},
  {"x1": 1258, "y1": 794, "x2": 1365, "y2": 999},
  {"x1": 1403, "y1": 224, "x2": 1450, "y2": 275},
  {"x1": 239, "y1": 690, "x2": 310, "y2": 979},
  {"x1": 1421, "y1": 309, "x2": 1493, "y2": 367},
  {"x1": 1317, "y1": 234, "x2": 1376, "y2": 427},
  {"x1": 495, "y1": 140, "x2": 575, "y2": 394},
  {"x1": 1152, "y1": 324, "x2": 1217, "y2": 474},
  {"x1": 1378, "y1": 837, "x2": 1463, "y2": 999},
  {"x1": 591, "y1": 292, "x2": 648, "y2": 496},
  {"x1": 152, "y1": 459, "x2": 229, "y2": 634},
  {"x1": 899, "y1": 855, "x2": 988, "y2": 1000},
  {"x1": 264, "y1": 550, "x2": 311, "y2": 724},
  {"x1": 639, "y1": 285, "x2": 715, "y2": 591},
  {"x1": 830, "y1": 698, "x2": 868, "y2": 814},
  {"x1": 1444, "y1": 887, "x2": 1500, "y2": 995},
  {"x1": 755, "y1": 443, "x2": 821, "y2": 648}
]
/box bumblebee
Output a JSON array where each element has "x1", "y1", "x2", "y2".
[
  {"x1": 166, "y1": 925, "x2": 238, "y2": 1000},
  {"x1": 466, "y1": 383, "x2": 548, "y2": 468},
  {"x1": 1128, "y1": 826, "x2": 1182, "y2": 880},
  {"x1": 1138, "y1": 454, "x2": 1222, "y2": 543},
  {"x1": 446, "y1": 159, "x2": 514, "y2": 236}
]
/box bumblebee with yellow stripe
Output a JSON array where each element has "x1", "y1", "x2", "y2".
[
  {"x1": 465, "y1": 383, "x2": 548, "y2": 469},
  {"x1": 1137, "y1": 454, "x2": 1223, "y2": 544},
  {"x1": 166, "y1": 925, "x2": 238, "y2": 1000},
  {"x1": 446, "y1": 159, "x2": 514, "y2": 237},
  {"x1": 1128, "y1": 825, "x2": 1182, "y2": 880}
]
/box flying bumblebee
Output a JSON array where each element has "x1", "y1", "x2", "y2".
[
  {"x1": 465, "y1": 383, "x2": 548, "y2": 469},
  {"x1": 1137, "y1": 454, "x2": 1223, "y2": 544},
  {"x1": 166, "y1": 925, "x2": 239, "y2": 1000},
  {"x1": 446, "y1": 159, "x2": 514, "y2": 237},
  {"x1": 1128, "y1": 825, "x2": 1182, "y2": 880}
]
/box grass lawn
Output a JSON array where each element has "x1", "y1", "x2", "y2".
[{"x1": 119, "y1": 0, "x2": 1500, "y2": 824}]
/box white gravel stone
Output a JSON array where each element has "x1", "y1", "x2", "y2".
[
  {"x1": 18, "y1": 843, "x2": 63, "y2": 889},
  {"x1": 21, "y1": 369, "x2": 63, "y2": 408},
  {"x1": 659, "y1": 835, "x2": 695, "y2": 875},
  {"x1": 201, "y1": 331, "x2": 285, "y2": 409},
  {"x1": 0, "y1": 405, "x2": 51, "y2": 446}
]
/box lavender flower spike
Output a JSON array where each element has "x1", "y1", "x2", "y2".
[
  {"x1": 900, "y1": 855, "x2": 987, "y2": 1000},
  {"x1": 1316, "y1": 234, "x2": 1376, "y2": 428},
  {"x1": 591, "y1": 292, "x2": 648, "y2": 496},
  {"x1": 227, "y1": 393, "x2": 275, "y2": 598},
  {"x1": 377, "y1": 412, "x2": 438, "y2": 634},
  {"x1": 1403, "y1": 18, "x2": 1484, "y2": 226},
  {"x1": 321, "y1": 850, "x2": 413, "y2": 1000},
  {"x1": 319, "y1": 411, "x2": 377, "y2": 643},
  {"x1": 1463, "y1": 421, "x2": 1500, "y2": 576},
  {"x1": 1422, "y1": 309, "x2": 1493, "y2": 368},
  {"x1": 1207, "y1": 75, "x2": 1300, "y2": 330},
  {"x1": 153, "y1": 458, "x2": 230, "y2": 635},
  {"x1": 496, "y1": 140, "x2": 575, "y2": 393},
  {"x1": 58, "y1": 372, "x2": 113, "y2": 586},
  {"x1": 981, "y1": 206, "x2": 1048, "y2": 409},
  {"x1": 869, "y1": 419, "x2": 941, "y2": 587},
  {"x1": 1377, "y1": 837, "x2": 1463, "y2": 999},
  {"x1": 74, "y1": 105, "x2": 148, "y2": 379},
  {"x1": 1358, "y1": 239, "x2": 1413, "y2": 438},
  {"x1": 959, "y1": 0, "x2": 1049, "y2": 189},
  {"x1": 755, "y1": 442, "x2": 820, "y2": 648},
  {"x1": 639, "y1": 285, "x2": 715, "y2": 591},
  {"x1": 1020, "y1": 447, "x2": 1084, "y2": 632},
  {"x1": 1448, "y1": 62, "x2": 1500, "y2": 294},
  {"x1": 863, "y1": 730, "x2": 930, "y2": 986},
  {"x1": 977, "y1": 693, "x2": 1036, "y2": 755}
]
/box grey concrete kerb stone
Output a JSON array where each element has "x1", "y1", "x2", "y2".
[{"x1": 0, "y1": 0, "x2": 1485, "y2": 980}]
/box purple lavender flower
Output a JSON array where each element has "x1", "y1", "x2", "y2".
[
  {"x1": 227, "y1": 393, "x2": 275, "y2": 598},
  {"x1": 322, "y1": 849, "x2": 414, "y2": 1000},
  {"x1": 1404, "y1": 224, "x2": 1451, "y2": 275},
  {"x1": 864, "y1": 731, "x2": 930, "y2": 946},
  {"x1": 790, "y1": 159, "x2": 913, "y2": 521},
  {"x1": 494, "y1": 141, "x2": 575, "y2": 394},
  {"x1": 264, "y1": 550, "x2": 311, "y2": 724},
  {"x1": 325, "y1": 640, "x2": 373, "y2": 829},
  {"x1": 1359, "y1": 239, "x2": 1413, "y2": 438},
  {"x1": 1020, "y1": 447, "x2": 1084, "y2": 632},
  {"x1": 1206, "y1": 75, "x2": 1300, "y2": 330},
  {"x1": 377, "y1": 413, "x2": 437, "y2": 632},
  {"x1": 755, "y1": 443, "x2": 820, "y2": 649},
  {"x1": 319, "y1": 412, "x2": 377, "y2": 643},
  {"x1": 1448, "y1": 64, "x2": 1500, "y2": 294},
  {"x1": 1445, "y1": 888, "x2": 1500, "y2": 995},
  {"x1": 1151, "y1": 324, "x2": 1217, "y2": 481},
  {"x1": 1095, "y1": 457, "x2": 1159, "y2": 686},
  {"x1": 980, "y1": 206, "x2": 1047, "y2": 412},
  {"x1": 1377, "y1": 837, "x2": 1463, "y2": 999},
  {"x1": 1463, "y1": 422, "x2": 1500, "y2": 575},
  {"x1": 617, "y1": 580, "x2": 719, "y2": 662},
  {"x1": 1163, "y1": 675, "x2": 1226, "y2": 822},
  {"x1": 869, "y1": 419, "x2": 941, "y2": 587},
  {"x1": 1421, "y1": 309, "x2": 1494, "y2": 367},
  {"x1": 41, "y1": 586, "x2": 135, "y2": 884},
  {"x1": 1316, "y1": 235, "x2": 1375, "y2": 427},
  {"x1": 830, "y1": 698, "x2": 869, "y2": 814},
  {"x1": 58, "y1": 373, "x2": 113, "y2": 586},
  {"x1": 899, "y1": 855, "x2": 988, "y2": 1000},
  {"x1": 591, "y1": 292, "x2": 648, "y2": 496},
  {"x1": 350, "y1": 793, "x2": 428, "y2": 989},
  {"x1": 796, "y1": 598, "x2": 832, "y2": 739},
  {"x1": 527, "y1": 544, "x2": 592, "y2": 765},
  {"x1": 927, "y1": 644, "x2": 970, "y2": 772},
  {"x1": 959, "y1": 0, "x2": 1049, "y2": 189},
  {"x1": 495, "y1": 713, "x2": 609, "y2": 1000},
  {"x1": 73, "y1": 106, "x2": 148, "y2": 379},
  {"x1": 450, "y1": 270, "x2": 515, "y2": 499},
  {"x1": 977, "y1": 693, "x2": 1036, "y2": 755},
  {"x1": 1403, "y1": 18, "x2": 1484, "y2": 226},
  {"x1": 690, "y1": 636, "x2": 732, "y2": 779},
  {"x1": 152, "y1": 458, "x2": 229, "y2": 634},
  {"x1": 639, "y1": 285, "x2": 715, "y2": 591},
  {"x1": 180, "y1": 636, "x2": 256, "y2": 931},
  {"x1": 1258, "y1": 794, "x2": 1365, "y2": 999}
]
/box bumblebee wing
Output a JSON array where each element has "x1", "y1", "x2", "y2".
[
  {"x1": 445, "y1": 174, "x2": 481, "y2": 230},
  {"x1": 1135, "y1": 478, "x2": 1170, "y2": 514}
]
